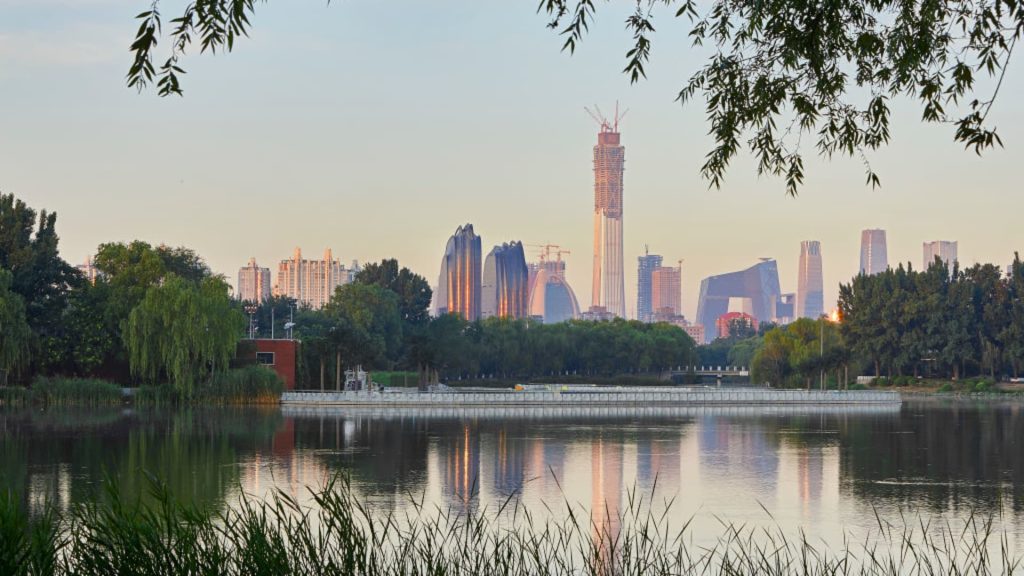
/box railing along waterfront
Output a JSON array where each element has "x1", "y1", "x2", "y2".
[{"x1": 281, "y1": 387, "x2": 901, "y2": 406}]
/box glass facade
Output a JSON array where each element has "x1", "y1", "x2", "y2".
[
  {"x1": 482, "y1": 241, "x2": 529, "y2": 319},
  {"x1": 636, "y1": 253, "x2": 663, "y2": 322},
  {"x1": 696, "y1": 260, "x2": 782, "y2": 342},
  {"x1": 797, "y1": 241, "x2": 824, "y2": 319},
  {"x1": 435, "y1": 224, "x2": 482, "y2": 321}
]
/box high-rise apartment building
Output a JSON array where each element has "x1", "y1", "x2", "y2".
[
  {"x1": 651, "y1": 266, "x2": 681, "y2": 316},
  {"x1": 923, "y1": 240, "x2": 958, "y2": 270},
  {"x1": 590, "y1": 111, "x2": 626, "y2": 318},
  {"x1": 796, "y1": 241, "x2": 824, "y2": 319},
  {"x1": 77, "y1": 256, "x2": 99, "y2": 284},
  {"x1": 237, "y1": 257, "x2": 272, "y2": 303},
  {"x1": 859, "y1": 229, "x2": 888, "y2": 275},
  {"x1": 636, "y1": 251, "x2": 663, "y2": 322},
  {"x1": 435, "y1": 224, "x2": 482, "y2": 320},
  {"x1": 482, "y1": 241, "x2": 529, "y2": 319},
  {"x1": 273, "y1": 247, "x2": 351, "y2": 309}
]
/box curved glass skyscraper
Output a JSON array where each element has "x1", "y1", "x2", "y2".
[
  {"x1": 435, "y1": 224, "x2": 482, "y2": 321},
  {"x1": 482, "y1": 241, "x2": 529, "y2": 319}
]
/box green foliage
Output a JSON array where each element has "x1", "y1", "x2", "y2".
[
  {"x1": 839, "y1": 259, "x2": 1023, "y2": 381},
  {"x1": 126, "y1": 3, "x2": 1019, "y2": 193},
  {"x1": 200, "y1": 366, "x2": 283, "y2": 404},
  {"x1": 937, "y1": 383, "x2": 954, "y2": 393},
  {"x1": 752, "y1": 318, "x2": 843, "y2": 388},
  {"x1": 354, "y1": 259, "x2": 432, "y2": 327},
  {"x1": 0, "y1": 387, "x2": 33, "y2": 407},
  {"x1": 31, "y1": 377, "x2": 123, "y2": 407},
  {"x1": 0, "y1": 192, "x2": 80, "y2": 375},
  {"x1": 0, "y1": 491, "x2": 60, "y2": 576},
  {"x1": 542, "y1": 0, "x2": 1016, "y2": 194},
  {"x1": 0, "y1": 269, "x2": 31, "y2": 378},
  {"x1": 126, "y1": 275, "x2": 245, "y2": 396}
]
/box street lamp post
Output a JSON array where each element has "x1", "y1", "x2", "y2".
[{"x1": 244, "y1": 303, "x2": 258, "y2": 339}]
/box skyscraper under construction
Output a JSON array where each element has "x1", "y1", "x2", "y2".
[{"x1": 589, "y1": 105, "x2": 626, "y2": 318}]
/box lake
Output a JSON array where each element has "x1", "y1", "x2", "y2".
[{"x1": 3, "y1": 398, "x2": 1024, "y2": 549}]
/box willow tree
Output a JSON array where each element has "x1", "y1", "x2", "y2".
[
  {"x1": 125, "y1": 275, "x2": 244, "y2": 395},
  {"x1": 123, "y1": 1, "x2": 1021, "y2": 194},
  {"x1": 0, "y1": 269, "x2": 31, "y2": 381}
]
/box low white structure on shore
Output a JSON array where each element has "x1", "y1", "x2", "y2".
[{"x1": 281, "y1": 387, "x2": 900, "y2": 407}]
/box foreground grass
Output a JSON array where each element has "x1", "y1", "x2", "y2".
[{"x1": 2, "y1": 475, "x2": 1021, "y2": 576}]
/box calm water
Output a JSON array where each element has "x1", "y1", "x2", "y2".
[{"x1": 4, "y1": 399, "x2": 1024, "y2": 546}]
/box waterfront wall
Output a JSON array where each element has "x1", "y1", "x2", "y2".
[{"x1": 281, "y1": 388, "x2": 900, "y2": 407}]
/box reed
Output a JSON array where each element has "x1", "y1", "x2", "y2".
[
  {"x1": 31, "y1": 377, "x2": 123, "y2": 407},
  {"x1": 2, "y1": 473, "x2": 1022, "y2": 575}
]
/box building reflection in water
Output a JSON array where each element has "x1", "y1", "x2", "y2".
[
  {"x1": 439, "y1": 422, "x2": 480, "y2": 511},
  {"x1": 591, "y1": 431, "x2": 623, "y2": 572},
  {"x1": 493, "y1": 428, "x2": 526, "y2": 497}
]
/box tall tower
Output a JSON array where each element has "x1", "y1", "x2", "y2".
[
  {"x1": 796, "y1": 241, "x2": 824, "y2": 319},
  {"x1": 636, "y1": 248, "x2": 663, "y2": 322},
  {"x1": 859, "y1": 229, "x2": 888, "y2": 275},
  {"x1": 435, "y1": 224, "x2": 482, "y2": 320},
  {"x1": 588, "y1": 104, "x2": 627, "y2": 318},
  {"x1": 482, "y1": 241, "x2": 529, "y2": 319}
]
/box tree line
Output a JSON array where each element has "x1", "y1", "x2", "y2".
[
  {"x1": 1, "y1": 192, "x2": 698, "y2": 394},
  {"x1": 744, "y1": 257, "x2": 1024, "y2": 388}
]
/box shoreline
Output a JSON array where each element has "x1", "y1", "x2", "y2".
[{"x1": 281, "y1": 387, "x2": 901, "y2": 407}]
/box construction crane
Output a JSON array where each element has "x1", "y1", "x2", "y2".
[
  {"x1": 584, "y1": 101, "x2": 629, "y2": 133},
  {"x1": 528, "y1": 244, "x2": 571, "y2": 264}
]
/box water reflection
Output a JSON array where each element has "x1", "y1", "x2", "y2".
[{"x1": 4, "y1": 400, "x2": 1024, "y2": 542}]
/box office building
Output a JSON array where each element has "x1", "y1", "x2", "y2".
[
  {"x1": 237, "y1": 257, "x2": 272, "y2": 303},
  {"x1": 696, "y1": 259, "x2": 782, "y2": 342},
  {"x1": 435, "y1": 224, "x2": 482, "y2": 320},
  {"x1": 273, "y1": 248, "x2": 352, "y2": 309},
  {"x1": 651, "y1": 266, "x2": 681, "y2": 316},
  {"x1": 796, "y1": 241, "x2": 824, "y2": 319},
  {"x1": 482, "y1": 241, "x2": 529, "y2": 319},
  {"x1": 637, "y1": 251, "x2": 663, "y2": 322},
  {"x1": 923, "y1": 240, "x2": 958, "y2": 270},
  {"x1": 859, "y1": 229, "x2": 888, "y2": 275},
  {"x1": 590, "y1": 110, "x2": 626, "y2": 318}
]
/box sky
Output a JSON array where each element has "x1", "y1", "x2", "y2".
[{"x1": 2, "y1": 0, "x2": 1022, "y2": 320}]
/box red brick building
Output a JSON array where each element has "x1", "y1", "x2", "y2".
[{"x1": 237, "y1": 339, "x2": 299, "y2": 390}]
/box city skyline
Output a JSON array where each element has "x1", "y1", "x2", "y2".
[{"x1": 5, "y1": 2, "x2": 1019, "y2": 323}]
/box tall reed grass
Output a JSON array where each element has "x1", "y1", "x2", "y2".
[
  {"x1": 2, "y1": 473, "x2": 1021, "y2": 575},
  {"x1": 0, "y1": 378, "x2": 122, "y2": 408}
]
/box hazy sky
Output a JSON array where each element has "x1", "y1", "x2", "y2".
[{"x1": 2, "y1": 0, "x2": 1021, "y2": 320}]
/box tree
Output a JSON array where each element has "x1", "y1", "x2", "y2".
[
  {"x1": 355, "y1": 259, "x2": 432, "y2": 327},
  {"x1": 125, "y1": 275, "x2": 244, "y2": 395},
  {"x1": 322, "y1": 283, "x2": 403, "y2": 372},
  {"x1": 0, "y1": 269, "x2": 31, "y2": 381},
  {"x1": 124, "y1": 2, "x2": 1019, "y2": 194},
  {"x1": 0, "y1": 192, "x2": 80, "y2": 372}
]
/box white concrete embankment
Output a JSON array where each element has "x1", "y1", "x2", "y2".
[{"x1": 280, "y1": 388, "x2": 900, "y2": 407}]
